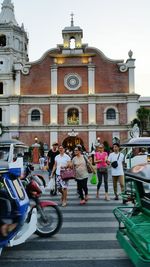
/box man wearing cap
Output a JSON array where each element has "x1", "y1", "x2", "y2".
[{"x1": 47, "y1": 142, "x2": 59, "y2": 195}]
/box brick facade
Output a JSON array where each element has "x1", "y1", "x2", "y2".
[
  {"x1": 10, "y1": 22, "x2": 139, "y2": 151},
  {"x1": 0, "y1": 2, "x2": 140, "y2": 153}
]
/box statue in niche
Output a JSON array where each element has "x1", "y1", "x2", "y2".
[
  {"x1": 67, "y1": 108, "x2": 79, "y2": 125},
  {"x1": 32, "y1": 139, "x2": 40, "y2": 164},
  {"x1": 130, "y1": 123, "x2": 140, "y2": 138}
]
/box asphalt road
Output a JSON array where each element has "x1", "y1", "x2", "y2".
[{"x1": 0, "y1": 169, "x2": 134, "y2": 267}]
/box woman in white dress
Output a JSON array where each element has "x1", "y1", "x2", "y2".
[{"x1": 50, "y1": 145, "x2": 71, "y2": 207}]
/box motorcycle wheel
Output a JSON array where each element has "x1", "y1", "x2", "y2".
[{"x1": 35, "y1": 205, "x2": 63, "y2": 237}]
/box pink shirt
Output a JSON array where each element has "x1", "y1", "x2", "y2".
[{"x1": 94, "y1": 151, "x2": 108, "y2": 169}]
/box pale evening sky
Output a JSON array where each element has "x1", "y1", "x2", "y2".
[{"x1": 2, "y1": 0, "x2": 150, "y2": 97}]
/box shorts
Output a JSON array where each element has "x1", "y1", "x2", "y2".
[{"x1": 56, "y1": 175, "x2": 69, "y2": 189}]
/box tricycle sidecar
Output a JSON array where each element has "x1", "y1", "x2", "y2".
[
  {"x1": 121, "y1": 137, "x2": 150, "y2": 169},
  {"x1": 121, "y1": 137, "x2": 150, "y2": 203},
  {"x1": 114, "y1": 163, "x2": 150, "y2": 267}
]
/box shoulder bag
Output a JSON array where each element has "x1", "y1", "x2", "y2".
[
  {"x1": 83, "y1": 155, "x2": 94, "y2": 174},
  {"x1": 111, "y1": 153, "x2": 120, "y2": 168},
  {"x1": 60, "y1": 167, "x2": 76, "y2": 180}
]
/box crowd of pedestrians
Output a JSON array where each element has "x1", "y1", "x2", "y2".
[
  {"x1": 41, "y1": 140, "x2": 125, "y2": 207},
  {"x1": 0, "y1": 140, "x2": 125, "y2": 238}
]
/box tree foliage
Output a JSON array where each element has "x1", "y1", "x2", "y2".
[{"x1": 136, "y1": 107, "x2": 150, "y2": 136}]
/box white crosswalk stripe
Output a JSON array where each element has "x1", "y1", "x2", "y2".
[{"x1": 1, "y1": 176, "x2": 134, "y2": 267}]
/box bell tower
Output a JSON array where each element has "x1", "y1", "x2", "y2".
[
  {"x1": 0, "y1": 0, "x2": 28, "y2": 135},
  {"x1": 62, "y1": 13, "x2": 83, "y2": 54},
  {"x1": 0, "y1": 0, "x2": 28, "y2": 64},
  {"x1": 0, "y1": 0, "x2": 29, "y2": 96}
]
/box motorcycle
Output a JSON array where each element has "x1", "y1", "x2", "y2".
[
  {"x1": 22, "y1": 163, "x2": 63, "y2": 237},
  {"x1": 23, "y1": 162, "x2": 46, "y2": 191},
  {"x1": 0, "y1": 152, "x2": 63, "y2": 255}
]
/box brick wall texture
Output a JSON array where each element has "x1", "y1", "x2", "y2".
[{"x1": 19, "y1": 46, "x2": 129, "y2": 150}]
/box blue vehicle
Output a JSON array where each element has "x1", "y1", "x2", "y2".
[
  {"x1": 0, "y1": 141, "x2": 63, "y2": 255},
  {"x1": 0, "y1": 159, "x2": 30, "y2": 253}
]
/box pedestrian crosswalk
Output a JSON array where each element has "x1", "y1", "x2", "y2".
[{"x1": 0, "y1": 177, "x2": 134, "y2": 267}]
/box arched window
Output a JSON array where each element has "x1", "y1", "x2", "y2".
[
  {"x1": 67, "y1": 108, "x2": 79, "y2": 125},
  {"x1": 104, "y1": 106, "x2": 119, "y2": 125},
  {"x1": 0, "y1": 108, "x2": 2, "y2": 121},
  {"x1": 106, "y1": 108, "x2": 116, "y2": 120},
  {"x1": 0, "y1": 82, "x2": 3, "y2": 94},
  {"x1": 0, "y1": 34, "x2": 6, "y2": 47},
  {"x1": 31, "y1": 109, "x2": 40, "y2": 121},
  {"x1": 70, "y1": 37, "x2": 75, "y2": 49},
  {"x1": 28, "y1": 108, "x2": 43, "y2": 126}
]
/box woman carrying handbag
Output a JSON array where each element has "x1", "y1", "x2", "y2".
[
  {"x1": 72, "y1": 146, "x2": 91, "y2": 205},
  {"x1": 50, "y1": 145, "x2": 71, "y2": 207}
]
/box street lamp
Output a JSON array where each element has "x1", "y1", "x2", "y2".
[
  {"x1": 94, "y1": 137, "x2": 101, "y2": 147},
  {"x1": 34, "y1": 137, "x2": 38, "y2": 143}
]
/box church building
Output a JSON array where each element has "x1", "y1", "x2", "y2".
[{"x1": 0, "y1": 0, "x2": 140, "y2": 151}]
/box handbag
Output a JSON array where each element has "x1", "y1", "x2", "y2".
[
  {"x1": 111, "y1": 153, "x2": 120, "y2": 168},
  {"x1": 83, "y1": 155, "x2": 93, "y2": 173},
  {"x1": 60, "y1": 168, "x2": 76, "y2": 180},
  {"x1": 90, "y1": 173, "x2": 97, "y2": 185}
]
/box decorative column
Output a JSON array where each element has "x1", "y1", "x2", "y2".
[
  {"x1": 14, "y1": 63, "x2": 22, "y2": 95},
  {"x1": 88, "y1": 130, "x2": 96, "y2": 152},
  {"x1": 88, "y1": 102, "x2": 96, "y2": 124},
  {"x1": 50, "y1": 101, "x2": 58, "y2": 125},
  {"x1": 50, "y1": 131, "x2": 58, "y2": 147},
  {"x1": 50, "y1": 63, "x2": 58, "y2": 147},
  {"x1": 9, "y1": 97, "x2": 19, "y2": 125},
  {"x1": 51, "y1": 64, "x2": 58, "y2": 95},
  {"x1": 117, "y1": 50, "x2": 135, "y2": 94},
  {"x1": 50, "y1": 97, "x2": 58, "y2": 147},
  {"x1": 126, "y1": 50, "x2": 135, "y2": 94},
  {"x1": 88, "y1": 63, "x2": 95, "y2": 94}
]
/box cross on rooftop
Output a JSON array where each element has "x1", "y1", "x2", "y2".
[{"x1": 70, "y1": 12, "x2": 74, "y2": 26}]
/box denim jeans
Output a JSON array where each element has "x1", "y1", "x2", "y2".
[{"x1": 97, "y1": 169, "x2": 108, "y2": 193}]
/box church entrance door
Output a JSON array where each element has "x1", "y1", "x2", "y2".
[{"x1": 62, "y1": 136, "x2": 84, "y2": 151}]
